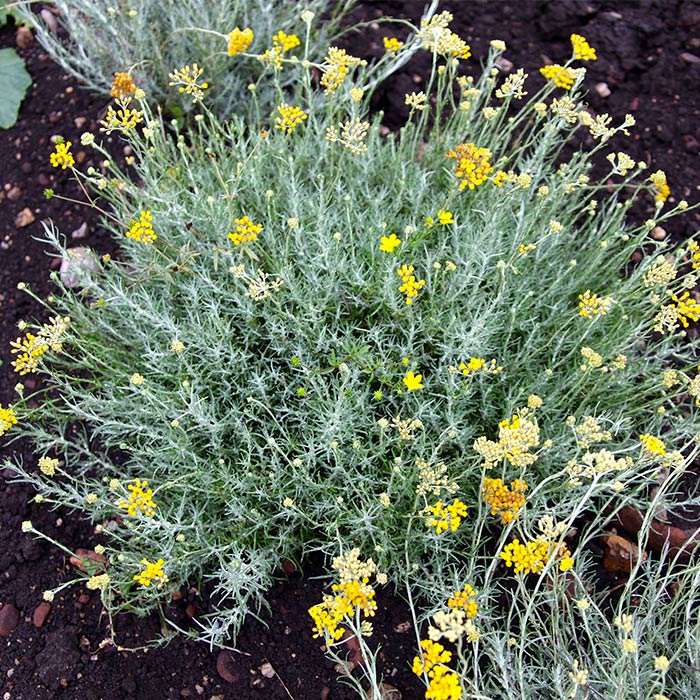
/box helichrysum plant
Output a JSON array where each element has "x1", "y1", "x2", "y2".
[
  {"x1": 5, "y1": 16, "x2": 700, "y2": 700},
  {"x1": 17, "y1": 0, "x2": 358, "y2": 117}
]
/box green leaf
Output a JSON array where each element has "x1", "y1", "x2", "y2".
[{"x1": 0, "y1": 48, "x2": 31, "y2": 129}]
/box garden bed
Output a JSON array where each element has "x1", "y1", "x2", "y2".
[{"x1": 1, "y1": 2, "x2": 699, "y2": 699}]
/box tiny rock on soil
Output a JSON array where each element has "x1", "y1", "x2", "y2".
[{"x1": 1, "y1": 1, "x2": 700, "y2": 699}]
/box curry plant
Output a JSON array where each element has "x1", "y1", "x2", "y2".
[{"x1": 4, "y1": 20, "x2": 700, "y2": 700}]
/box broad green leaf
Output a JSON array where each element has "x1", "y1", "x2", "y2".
[{"x1": 0, "y1": 48, "x2": 31, "y2": 129}]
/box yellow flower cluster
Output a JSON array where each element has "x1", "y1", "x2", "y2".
[
  {"x1": 425, "y1": 498, "x2": 468, "y2": 534},
  {"x1": 567, "y1": 449, "x2": 632, "y2": 486},
  {"x1": 308, "y1": 593, "x2": 350, "y2": 642},
  {"x1": 539, "y1": 64, "x2": 579, "y2": 90},
  {"x1": 570, "y1": 414, "x2": 612, "y2": 449},
  {"x1": 125, "y1": 210, "x2": 156, "y2": 244},
  {"x1": 320, "y1": 47, "x2": 364, "y2": 94},
  {"x1": 580, "y1": 346, "x2": 603, "y2": 369},
  {"x1": 606, "y1": 151, "x2": 636, "y2": 176},
  {"x1": 405, "y1": 91, "x2": 427, "y2": 111},
  {"x1": 379, "y1": 233, "x2": 401, "y2": 252},
  {"x1": 445, "y1": 142, "x2": 494, "y2": 190},
  {"x1": 11, "y1": 317, "x2": 69, "y2": 375},
  {"x1": 650, "y1": 170, "x2": 670, "y2": 203},
  {"x1": 110, "y1": 71, "x2": 137, "y2": 100},
  {"x1": 447, "y1": 584, "x2": 478, "y2": 619},
  {"x1": 118, "y1": 477, "x2": 157, "y2": 517},
  {"x1": 133, "y1": 557, "x2": 168, "y2": 587},
  {"x1": 424, "y1": 664, "x2": 462, "y2": 700},
  {"x1": 86, "y1": 573, "x2": 111, "y2": 591},
  {"x1": 418, "y1": 11, "x2": 471, "y2": 60},
  {"x1": 0, "y1": 405, "x2": 18, "y2": 437},
  {"x1": 10, "y1": 332, "x2": 48, "y2": 375},
  {"x1": 228, "y1": 215, "x2": 263, "y2": 245},
  {"x1": 413, "y1": 638, "x2": 452, "y2": 675},
  {"x1": 449, "y1": 357, "x2": 503, "y2": 377},
  {"x1": 413, "y1": 583, "x2": 480, "y2": 699},
  {"x1": 383, "y1": 36, "x2": 403, "y2": 55},
  {"x1": 274, "y1": 103, "x2": 307, "y2": 133},
  {"x1": 100, "y1": 102, "x2": 144, "y2": 133},
  {"x1": 643, "y1": 256, "x2": 677, "y2": 288},
  {"x1": 570, "y1": 33, "x2": 597, "y2": 61},
  {"x1": 403, "y1": 370, "x2": 424, "y2": 391},
  {"x1": 227, "y1": 27, "x2": 253, "y2": 56},
  {"x1": 548, "y1": 96, "x2": 578, "y2": 123},
  {"x1": 578, "y1": 289, "x2": 613, "y2": 318},
  {"x1": 579, "y1": 347, "x2": 627, "y2": 373},
  {"x1": 473, "y1": 409, "x2": 541, "y2": 469},
  {"x1": 333, "y1": 579, "x2": 376, "y2": 615},
  {"x1": 654, "y1": 291, "x2": 700, "y2": 334},
  {"x1": 495, "y1": 68, "x2": 528, "y2": 100},
  {"x1": 688, "y1": 240, "x2": 700, "y2": 270},
  {"x1": 425, "y1": 210, "x2": 454, "y2": 227},
  {"x1": 397, "y1": 264, "x2": 426, "y2": 305},
  {"x1": 515, "y1": 172, "x2": 533, "y2": 188},
  {"x1": 309, "y1": 550, "x2": 378, "y2": 644},
  {"x1": 579, "y1": 111, "x2": 615, "y2": 142},
  {"x1": 482, "y1": 477, "x2": 528, "y2": 524},
  {"x1": 273, "y1": 30, "x2": 300, "y2": 53},
  {"x1": 259, "y1": 31, "x2": 300, "y2": 69},
  {"x1": 168, "y1": 63, "x2": 208, "y2": 103},
  {"x1": 500, "y1": 537, "x2": 573, "y2": 575},
  {"x1": 640, "y1": 433, "x2": 666, "y2": 456},
  {"x1": 39, "y1": 456, "x2": 59, "y2": 476},
  {"x1": 50, "y1": 140, "x2": 75, "y2": 170}
]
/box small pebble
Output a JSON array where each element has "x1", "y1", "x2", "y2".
[
  {"x1": 33, "y1": 602, "x2": 51, "y2": 628},
  {"x1": 15, "y1": 207, "x2": 35, "y2": 228},
  {"x1": 0, "y1": 603, "x2": 20, "y2": 637},
  {"x1": 60, "y1": 248, "x2": 100, "y2": 288},
  {"x1": 40, "y1": 8, "x2": 58, "y2": 33},
  {"x1": 71, "y1": 222, "x2": 88, "y2": 239},
  {"x1": 495, "y1": 56, "x2": 513, "y2": 72},
  {"x1": 16, "y1": 25, "x2": 33, "y2": 49},
  {"x1": 595, "y1": 82, "x2": 611, "y2": 98}
]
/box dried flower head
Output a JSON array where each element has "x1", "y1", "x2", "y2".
[{"x1": 110, "y1": 72, "x2": 137, "y2": 100}]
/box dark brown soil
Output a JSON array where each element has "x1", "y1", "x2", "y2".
[{"x1": 1, "y1": 2, "x2": 699, "y2": 699}]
